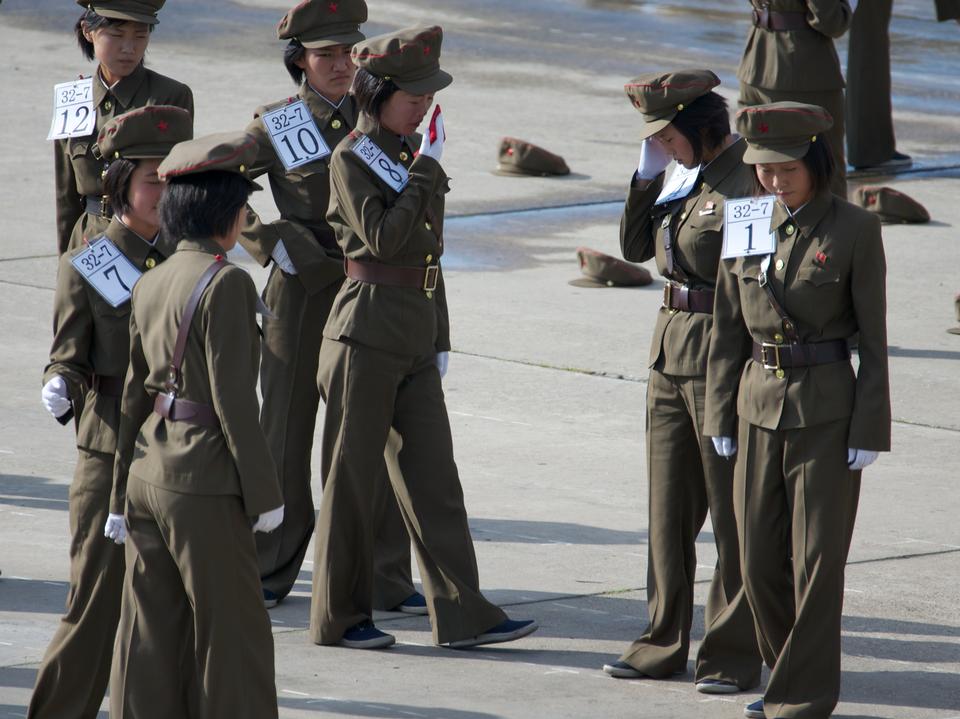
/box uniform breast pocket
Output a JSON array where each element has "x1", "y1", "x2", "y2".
[
  {"x1": 67, "y1": 139, "x2": 91, "y2": 162},
  {"x1": 288, "y1": 163, "x2": 330, "y2": 209},
  {"x1": 687, "y1": 212, "x2": 725, "y2": 266},
  {"x1": 91, "y1": 296, "x2": 130, "y2": 342},
  {"x1": 794, "y1": 266, "x2": 842, "y2": 298}
]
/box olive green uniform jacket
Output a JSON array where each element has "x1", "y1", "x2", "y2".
[
  {"x1": 936, "y1": 0, "x2": 960, "y2": 20},
  {"x1": 55, "y1": 64, "x2": 193, "y2": 255}
]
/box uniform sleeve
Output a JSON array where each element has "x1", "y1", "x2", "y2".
[
  {"x1": 847, "y1": 215, "x2": 891, "y2": 451},
  {"x1": 237, "y1": 114, "x2": 282, "y2": 267},
  {"x1": 620, "y1": 173, "x2": 665, "y2": 263},
  {"x1": 329, "y1": 150, "x2": 446, "y2": 261},
  {"x1": 111, "y1": 307, "x2": 152, "y2": 514},
  {"x1": 55, "y1": 140, "x2": 83, "y2": 256},
  {"x1": 204, "y1": 268, "x2": 282, "y2": 516},
  {"x1": 175, "y1": 83, "x2": 195, "y2": 120},
  {"x1": 44, "y1": 255, "x2": 93, "y2": 402},
  {"x1": 704, "y1": 259, "x2": 753, "y2": 438},
  {"x1": 806, "y1": 0, "x2": 853, "y2": 38}
]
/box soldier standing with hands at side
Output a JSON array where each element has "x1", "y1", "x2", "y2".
[{"x1": 240, "y1": 0, "x2": 422, "y2": 613}]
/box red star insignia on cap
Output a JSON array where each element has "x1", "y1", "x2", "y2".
[
  {"x1": 423, "y1": 45, "x2": 431, "y2": 55},
  {"x1": 506, "y1": 147, "x2": 514, "y2": 156},
  {"x1": 759, "y1": 122, "x2": 770, "y2": 134},
  {"x1": 157, "y1": 121, "x2": 169, "y2": 132},
  {"x1": 867, "y1": 194, "x2": 877, "y2": 205},
  {"x1": 328, "y1": 1, "x2": 338, "y2": 11}
]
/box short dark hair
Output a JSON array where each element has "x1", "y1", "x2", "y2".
[
  {"x1": 102, "y1": 157, "x2": 138, "y2": 217},
  {"x1": 283, "y1": 39, "x2": 306, "y2": 85},
  {"x1": 75, "y1": 9, "x2": 153, "y2": 62},
  {"x1": 159, "y1": 172, "x2": 253, "y2": 242},
  {"x1": 670, "y1": 91, "x2": 731, "y2": 165},
  {"x1": 352, "y1": 68, "x2": 400, "y2": 127},
  {"x1": 751, "y1": 134, "x2": 836, "y2": 197}
]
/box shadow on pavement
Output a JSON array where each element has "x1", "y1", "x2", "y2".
[
  {"x1": 279, "y1": 696, "x2": 502, "y2": 718},
  {"x1": 842, "y1": 669, "x2": 960, "y2": 712},
  {"x1": 887, "y1": 345, "x2": 960, "y2": 361},
  {"x1": 0, "y1": 475, "x2": 69, "y2": 512},
  {"x1": 843, "y1": 614, "x2": 960, "y2": 638},
  {"x1": 0, "y1": 576, "x2": 68, "y2": 614}
]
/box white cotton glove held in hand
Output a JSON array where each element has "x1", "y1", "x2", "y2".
[
  {"x1": 253, "y1": 505, "x2": 284, "y2": 533},
  {"x1": 436, "y1": 351, "x2": 449, "y2": 379},
  {"x1": 849, "y1": 0, "x2": 859, "y2": 13},
  {"x1": 104, "y1": 514, "x2": 126, "y2": 545},
  {"x1": 636, "y1": 137, "x2": 672, "y2": 180},
  {"x1": 41, "y1": 376, "x2": 71, "y2": 419},
  {"x1": 271, "y1": 240, "x2": 297, "y2": 275},
  {"x1": 712, "y1": 436, "x2": 737, "y2": 458},
  {"x1": 847, "y1": 448, "x2": 878, "y2": 471},
  {"x1": 418, "y1": 105, "x2": 445, "y2": 162}
]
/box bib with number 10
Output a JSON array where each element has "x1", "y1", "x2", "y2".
[
  {"x1": 722, "y1": 195, "x2": 777, "y2": 259},
  {"x1": 48, "y1": 77, "x2": 96, "y2": 140},
  {"x1": 262, "y1": 100, "x2": 331, "y2": 171},
  {"x1": 351, "y1": 135, "x2": 409, "y2": 193},
  {"x1": 71, "y1": 237, "x2": 143, "y2": 307}
]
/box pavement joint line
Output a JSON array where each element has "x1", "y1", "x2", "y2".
[
  {"x1": 0, "y1": 279, "x2": 54, "y2": 292},
  {"x1": 446, "y1": 198, "x2": 622, "y2": 220},
  {"x1": 0, "y1": 254, "x2": 57, "y2": 264}
]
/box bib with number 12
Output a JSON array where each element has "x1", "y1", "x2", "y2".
[
  {"x1": 351, "y1": 135, "x2": 409, "y2": 193},
  {"x1": 71, "y1": 237, "x2": 143, "y2": 307},
  {"x1": 48, "y1": 77, "x2": 96, "y2": 140},
  {"x1": 262, "y1": 100, "x2": 330, "y2": 171},
  {"x1": 722, "y1": 195, "x2": 777, "y2": 259}
]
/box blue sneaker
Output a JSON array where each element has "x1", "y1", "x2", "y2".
[
  {"x1": 744, "y1": 698, "x2": 765, "y2": 718},
  {"x1": 392, "y1": 592, "x2": 429, "y2": 615},
  {"x1": 443, "y1": 618, "x2": 538, "y2": 648},
  {"x1": 340, "y1": 620, "x2": 395, "y2": 649},
  {"x1": 262, "y1": 589, "x2": 279, "y2": 609}
]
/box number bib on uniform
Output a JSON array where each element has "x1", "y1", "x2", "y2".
[
  {"x1": 351, "y1": 135, "x2": 409, "y2": 193},
  {"x1": 655, "y1": 163, "x2": 700, "y2": 206},
  {"x1": 722, "y1": 195, "x2": 777, "y2": 259},
  {"x1": 70, "y1": 237, "x2": 142, "y2": 307},
  {"x1": 48, "y1": 77, "x2": 96, "y2": 140},
  {"x1": 262, "y1": 100, "x2": 331, "y2": 171}
]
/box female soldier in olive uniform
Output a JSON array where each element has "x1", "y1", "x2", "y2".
[
  {"x1": 311, "y1": 25, "x2": 537, "y2": 650},
  {"x1": 704, "y1": 103, "x2": 891, "y2": 719},
  {"x1": 737, "y1": 0, "x2": 853, "y2": 197},
  {"x1": 55, "y1": 0, "x2": 193, "y2": 256},
  {"x1": 239, "y1": 0, "x2": 419, "y2": 612},
  {"x1": 110, "y1": 133, "x2": 283, "y2": 718},
  {"x1": 601, "y1": 70, "x2": 761, "y2": 694},
  {"x1": 34, "y1": 105, "x2": 191, "y2": 719}
]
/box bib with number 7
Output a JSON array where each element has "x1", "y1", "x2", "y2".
[{"x1": 71, "y1": 236, "x2": 143, "y2": 307}]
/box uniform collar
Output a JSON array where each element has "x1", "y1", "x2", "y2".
[
  {"x1": 93, "y1": 63, "x2": 148, "y2": 108},
  {"x1": 176, "y1": 237, "x2": 229, "y2": 257},
  {"x1": 355, "y1": 114, "x2": 417, "y2": 160},
  {"x1": 104, "y1": 217, "x2": 168, "y2": 268},
  {"x1": 702, "y1": 137, "x2": 746, "y2": 190},
  {"x1": 771, "y1": 189, "x2": 833, "y2": 237},
  {"x1": 300, "y1": 84, "x2": 357, "y2": 131}
]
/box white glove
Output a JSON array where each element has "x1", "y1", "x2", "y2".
[
  {"x1": 436, "y1": 351, "x2": 449, "y2": 378},
  {"x1": 253, "y1": 505, "x2": 284, "y2": 533},
  {"x1": 104, "y1": 513, "x2": 126, "y2": 545},
  {"x1": 847, "y1": 448, "x2": 878, "y2": 471},
  {"x1": 636, "y1": 137, "x2": 671, "y2": 180},
  {"x1": 418, "y1": 105, "x2": 445, "y2": 162},
  {"x1": 271, "y1": 240, "x2": 297, "y2": 275},
  {"x1": 41, "y1": 376, "x2": 72, "y2": 419},
  {"x1": 712, "y1": 436, "x2": 737, "y2": 458},
  {"x1": 849, "y1": 0, "x2": 859, "y2": 13}
]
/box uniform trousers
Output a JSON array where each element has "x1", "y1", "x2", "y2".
[
  {"x1": 735, "y1": 418, "x2": 861, "y2": 719},
  {"x1": 257, "y1": 266, "x2": 413, "y2": 607},
  {"x1": 28, "y1": 449, "x2": 124, "y2": 719},
  {"x1": 310, "y1": 338, "x2": 507, "y2": 645},
  {"x1": 620, "y1": 370, "x2": 761, "y2": 688},
  {"x1": 846, "y1": 0, "x2": 897, "y2": 167},
  {"x1": 739, "y1": 83, "x2": 847, "y2": 198},
  {"x1": 110, "y1": 475, "x2": 277, "y2": 719}
]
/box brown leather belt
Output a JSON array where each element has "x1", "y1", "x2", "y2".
[
  {"x1": 345, "y1": 257, "x2": 439, "y2": 292},
  {"x1": 752, "y1": 8, "x2": 808, "y2": 31},
  {"x1": 154, "y1": 394, "x2": 219, "y2": 429},
  {"x1": 663, "y1": 282, "x2": 715, "y2": 314},
  {"x1": 752, "y1": 339, "x2": 850, "y2": 371},
  {"x1": 92, "y1": 374, "x2": 124, "y2": 397},
  {"x1": 84, "y1": 195, "x2": 110, "y2": 218}
]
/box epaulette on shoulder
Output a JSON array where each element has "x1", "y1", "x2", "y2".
[{"x1": 254, "y1": 96, "x2": 297, "y2": 119}]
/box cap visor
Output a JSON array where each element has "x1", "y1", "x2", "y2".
[
  {"x1": 248, "y1": 179, "x2": 264, "y2": 192},
  {"x1": 568, "y1": 277, "x2": 614, "y2": 288},
  {"x1": 394, "y1": 69, "x2": 453, "y2": 96},
  {"x1": 93, "y1": 9, "x2": 159, "y2": 25},
  {"x1": 742, "y1": 143, "x2": 810, "y2": 165},
  {"x1": 300, "y1": 31, "x2": 365, "y2": 49},
  {"x1": 637, "y1": 116, "x2": 673, "y2": 141}
]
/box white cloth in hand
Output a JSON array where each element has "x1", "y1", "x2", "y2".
[
  {"x1": 253, "y1": 505, "x2": 284, "y2": 533},
  {"x1": 436, "y1": 351, "x2": 449, "y2": 378},
  {"x1": 636, "y1": 137, "x2": 671, "y2": 180},
  {"x1": 711, "y1": 436, "x2": 737, "y2": 458},
  {"x1": 418, "y1": 106, "x2": 445, "y2": 162},
  {"x1": 271, "y1": 240, "x2": 297, "y2": 275},
  {"x1": 849, "y1": 0, "x2": 859, "y2": 13},
  {"x1": 847, "y1": 448, "x2": 878, "y2": 471},
  {"x1": 104, "y1": 513, "x2": 126, "y2": 545},
  {"x1": 41, "y1": 376, "x2": 71, "y2": 419}
]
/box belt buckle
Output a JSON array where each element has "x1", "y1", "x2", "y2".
[
  {"x1": 99, "y1": 194, "x2": 110, "y2": 218},
  {"x1": 760, "y1": 342, "x2": 781, "y2": 371},
  {"x1": 423, "y1": 264, "x2": 439, "y2": 292},
  {"x1": 662, "y1": 282, "x2": 673, "y2": 308}
]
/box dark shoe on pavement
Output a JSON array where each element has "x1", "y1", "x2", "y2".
[
  {"x1": 696, "y1": 678, "x2": 741, "y2": 694},
  {"x1": 744, "y1": 698, "x2": 765, "y2": 718},
  {"x1": 392, "y1": 592, "x2": 429, "y2": 615},
  {"x1": 340, "y1": 620, "x2": 396, "y2": 650},
  {"x1": 263, "y1": 588, "x2": 279, "y2": 609},
  {"x1": 443, "y1": 618, "x2": 538, "y2": 648},
  {"x1": 852, "y1": 151, "x2": 912, "y2": 172}
]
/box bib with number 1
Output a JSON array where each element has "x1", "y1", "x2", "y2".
[
  {"x1": 722, "y1": 195, "x2": 777, "y2": 259},
  {"x1": 351, "y1": 136, "x2": 409, "y2": 193},
  {"x1": 262, "y1": 100, "x2": 331, "y2": 171},
  {"x1": 71, "y1": 237, "x2": 143, "y2": 307},
  {"x1": 48, "y1": 77, "x2": 96, "y2": 140}
]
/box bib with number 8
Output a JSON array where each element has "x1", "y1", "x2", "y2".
[
  {"x1": 262, "y1": 100, "x2": 331, "y2": 171},
  {"x1": 48, "y1": 77, "x2": 96, "y2": 141},
  {"x1": 351, "y1": 135, "x2": 409, "y2": 193}
]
